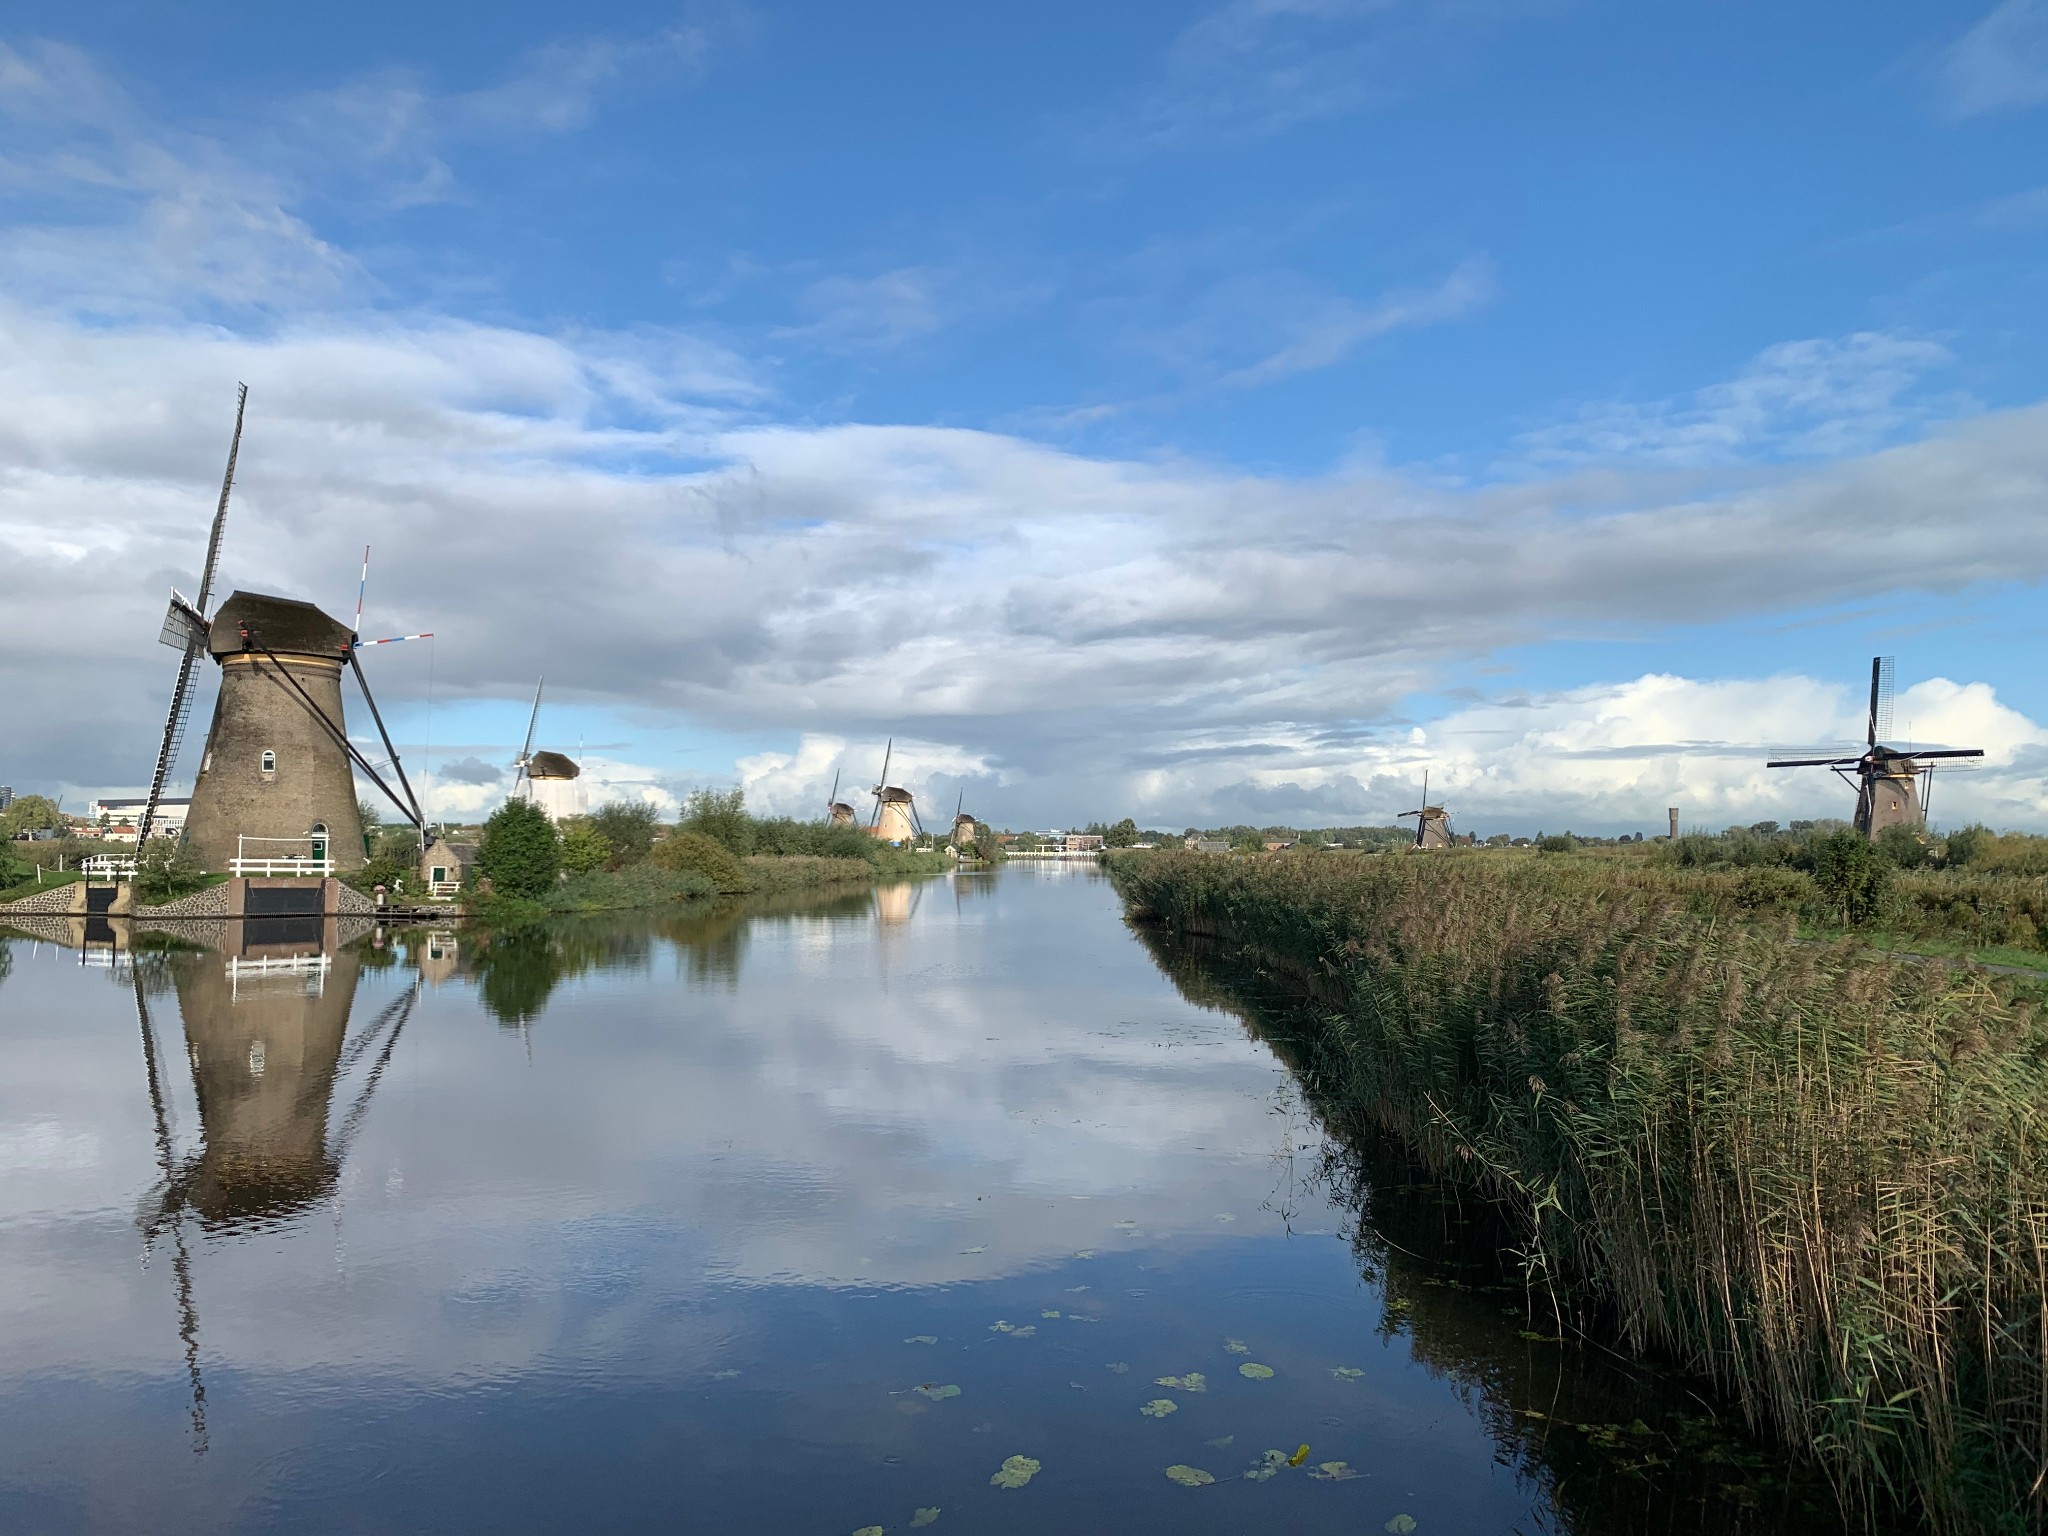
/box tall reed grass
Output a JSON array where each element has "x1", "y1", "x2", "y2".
[{"x1": 1110, "y1": 851, "x2": 2048, "y2": 1534}]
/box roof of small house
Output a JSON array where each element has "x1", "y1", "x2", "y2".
[{"x1": 209, "y1": 591, "x2": 355, "y2": 659}]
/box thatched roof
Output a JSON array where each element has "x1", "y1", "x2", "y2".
[
  {"x1": 209, "y1": 591, "x2": 353, "y2": 659},
  {"x1": 528, "y1": 751, "x2": 580, "y2": 779}
]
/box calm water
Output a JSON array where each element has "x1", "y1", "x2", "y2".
[{"x1": 1, "y1": 868, "x2": 1862, "y2": 1535}]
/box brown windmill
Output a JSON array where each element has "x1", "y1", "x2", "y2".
[
  {"x1": 1766, "y1": 657, "x2": 1984, "y2": 837},
  {"x1": 868, "y1": 738, "x2": 922, "y2": 845},
  {"x1": 825, "y1": 768, "x2": 858, "y2": 827},
  {"x1": 1397, "y1": 769, "x2": 1453, "y2": 849}
]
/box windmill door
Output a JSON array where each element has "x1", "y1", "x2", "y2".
[{"x1": 310, "y1": 822, "x2": 329, "y2": 864}]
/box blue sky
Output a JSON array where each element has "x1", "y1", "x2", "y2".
[{"x1": 2, "y1": 1, "x2": 2045, "y2": 831}]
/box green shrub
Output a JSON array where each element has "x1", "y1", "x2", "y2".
[
  {"x1": 587, "y1": 800, "x2": 662, "y2": 867},
  {"x1": 1535, "y1": 834, "x2": 1577, "y2": 854},
  {"x1": 681, "y1": 787, "x2": 754, "y2": 855},
  {"x1": 651, "y1": 829, "x2": 748, "y2": 893},
  {"x1": 1809, "y1": 829, "x2": 1894, "y2": 927},
  {"x1": 560, "y1": 822, "x2": 613, "y2": 876},
  {"x1": 748, "y1": 816, "x2": 883, "y2": 862},
  {"x1": 478, "y1": 799, "x2": 561, "y2": 898},
  {"x1": 1734, "y1": 866, "x2": 1809, "y2": 912},
  {"x1": 1875, "y1": 823, "x2": 1932, "y2": 871},
  {"x1": 134, "y1": 838, "x2": 208, "y2": 904}
]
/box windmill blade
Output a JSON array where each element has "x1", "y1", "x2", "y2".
[
  {"x1": 513, "y1": 677, "x2": 545, "y2": 790},
  {"x1": 138, "y1": 641, "x2": 203, "y2": 846},
  {"x1": 1767, "y1": 756, "x2": 1860, "y2": 768},
  {"x1": 1901, "y1": 748, "x2": 1985, "y2": 761},
  {"x1": 829, "y1": 769, "x2": 841, "y2": 809},
  {"x1": 357, "y1": 632, "x2": 434, "y2": 647},
  {"x1": 910, "y1": 797, "x2": 926, "y2": 838},
  {"x1": 1868, "y1": 656, "x2": 1895, "y2": 748},
  {"x1": 1420, "y1": 767, "x2": 1429, "y2": 808},
  {"x1": 877, "y1": 737, "x2": 893, "y2": 791},
  {"x1": 195, "y1": 384, "x2": 247, "y2": 618},
  {"x1": 354, "y1": 545, "x2": 370, "y2": 640}
]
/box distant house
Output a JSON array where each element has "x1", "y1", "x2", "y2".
[
  {"x1": 1186, "y1": 838, "x2": 1231, "y2": 855},
  {"x1": 1065, "y1": 833, "x2": 1105, "y2": 853},
  {"x1": 87, "y1": 796, "x2": 190, "y2": 836},
  {"x1": 417, "y1": 838, "x2": 478, "y2": 899},
  {"x1": 1262, "y1": 839, "x2": 1295, "y2": 852}
]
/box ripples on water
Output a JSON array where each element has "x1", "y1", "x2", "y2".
[{"x1": 0, "y1": 869, "x2": 1882, "y2": 1534}]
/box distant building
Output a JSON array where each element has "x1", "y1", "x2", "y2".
[
  {"x1": 1185, "y1": 838, "x2": 1231, "y2": 854},
  {"x1": 418, "y1": 838, "x2": 478, "y2": 899},
  {"x1": 0, "y1": 786, "x2": 12, "y2": 811},
  {"x1": 1065, "y1": 833, "x2": 1105, "y2": 853},
  {"x1": 88, "y1": 796, "x2": 190, "y2": 836}
]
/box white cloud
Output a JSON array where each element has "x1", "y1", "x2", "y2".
[
  {"x1": 1216, "y1": 257, "x2": 1494, "y2": 386},
  {"x1": 775, "y1": 267, "x2": 947, "y2": 352},
  {"x1": 1943, "y1": 2, "x2": 2048, "y2": 117},
  {"x1": 1514, "y1": 332, "x2": 1959, "y2": 470},
  {"x1": 736, "y1": 734, "x2": 1004, "y2": 822}
]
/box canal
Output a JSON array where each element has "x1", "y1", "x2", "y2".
[{"x1": 0, "y1": 867, "x2": 1873, "y2": 1534}]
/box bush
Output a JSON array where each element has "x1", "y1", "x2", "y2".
[
  {"x1": 478, "y1": 800, "x2": 561, "y2": 898},
  {"x1": 681, "y1": 787, "x2": 754, "y2": 855},
  {"x1": 1734, "y1": 866, "x2": 1810, "y2": 912},
  {"x1": 748, "y1": 816, "x2": 882, "y2": 862},
  {"x1": 345, "y1": 827, "x2": 423, "y2": 896},
  {"x1": 1944, "y1": 824, "x2": 1993, "y2": 868},
  {"x1": 134, "y1": 838, "x2": 208, "y2": 904},
  {"x1": 587, "y1": 801, "x2": 662, "y2": 867},
  {"x1": 1875, "y1": 823, "x2": 1931, "y2": 871},
  {"x1": 651, "y1": 829, "x2": 748, "y2": 893},
  {"x1": 560, "y1": 822, "x2": 614, "y2": 876},
  {"x1": 1809, "y1": 829, "x2": 1893, "y2": 927},
  {"x1": 1535, "y1": 834, "x2": 1577, "y2": 854}
]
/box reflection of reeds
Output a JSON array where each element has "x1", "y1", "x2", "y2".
[{"x1": 1110, "y1": 852, "x2": 2048, "y2": 1534}]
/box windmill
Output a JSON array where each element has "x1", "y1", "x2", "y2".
[
  {"x1": 148, "y1": 389, "x2": 429, "y2": 872},
  {"x1": 825, "y1": 769, "x2": 858, "y2": 827},
  {"x1": 1397, "y1": 770, "x2": 1453, "y2": 850},
  {"x1": 1766, "y1": 657, "x2": 1984, "y2": 837},
  {"x1": 509, "y1": 678, "x2": 584, "y2": 822},
  {"x1": 868, "y1": 738, "x2": 923, "y2": 845},
  {"x1": 948, "y1": 788, "x2": 977, "y2": 851}
]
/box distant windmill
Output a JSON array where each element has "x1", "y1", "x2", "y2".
[
  {"x1": 949, "y1": 788, "x2": 977, "y2": 851},
  {"x1": 826, "y1": 769, "x2": 858, "y2": 827},
  {"x1": 143, "y1": 387, "x2": 429, "y2": 871},
  {"x1": 868, "y1": 738, "x2": 923, "y2": 845},
  {"x1": 509, "y1": 678, "x2": 584, "y2": 822},
  {"x1": 1397, "y1": 770, "x2": 1453, "y2": 850},
  {"x1": 1767, "y1": 657, "x2": 1984, "y2": 837}
]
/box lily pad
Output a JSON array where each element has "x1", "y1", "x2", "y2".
[
  {"x1": 990, "y1": 1455, "x2": 1041, "y2": 1489},
  {"x1": 989, "y1": 1321, "x2": 1037, "y2": 1337},
  {"x1": 854, "y1": 1527, "x2": 884, "y2": 1536},
  {"x1": 1041, "y1": 1309, "x2": 1061, "y2": 1319},
  {"x1": 1155, "y1": 1371, "x2": 1207, "y2": 1392},
  {"x1": 1223, "y1": 1338, "x2": 1251, "y2": 1355},
  {"x1": 1164, "y1": 1464, "x2": 1215, "y2": 1488},
  {"x1": 913, "y1": 1383, "x2": 961, "y2": 1401},
  {"x1": 1331, "y1": 1366, "x2": 1365, "y2": 1380},
  {"x1": 1309, "y1": 1461, "x2": 1358, "y2": 1481},
  {"x1": 1245, "y1": 1449, "x2": 1289, "y2": 1482},
  {"x1": 1106, "y1": 1362, "x2": 1130, "y2": 1373},
  {"x1": 1239, "y1": 1362, "x2": 1275, "y2": 1380},
  {"x1": 910, "y1": 1511, "x2": 940, "y2": 1530},
  {"x1": 904, "y1": 1335, "x2": 938, "y2": 1345},
  {"x1": 1386, "y1": 1517, "x2": 1418, "y2": 1534},
  {"x1": 1139, "y1": 1399, "x2": 1179, "y2": 1418}
]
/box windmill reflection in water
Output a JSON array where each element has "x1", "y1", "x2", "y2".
[{"x1": 130, "y1": 931, "x2": 421, "y2": 1452}]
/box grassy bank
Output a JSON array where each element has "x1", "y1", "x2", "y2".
[
  {"x1": 1108, "y1": 850, "x2": 2048, "y2": 1534},
  {"x1": 468, "y1": 849, "x2": 952, "y2": 927}
]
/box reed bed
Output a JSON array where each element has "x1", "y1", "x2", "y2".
[{"x1": 1110, "y1": 851, "x2": 2048, "y2": 1533}]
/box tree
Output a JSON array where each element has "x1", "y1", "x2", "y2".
[
  {"x1": 1104, "y1": 817, "x2": 1139, "y2": 848},
  {"x1": 587, "y1": 800, "x2": 661, "y2": 866},
  {"x1": 682, "y1": 787, "x2": 753, "y2": 854},
  {"x1": 0, "y1": 794, "x2": 64, "y2": 840},
  {"x1": 1809, "y1": 829, "x2": 1893, "y2": 926},
  {"x1": 560, "y1": 822, "x2": 614, "y2": 876},
  {"x1": 478, "y1": 799, "x2": 561, "y2": 897},
  {"x1": 135, "y1": 838, "x2": 207, "y2": 903}
]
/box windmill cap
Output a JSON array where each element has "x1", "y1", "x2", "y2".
[
  {"x1": 527, "y1": 750, "x2": 580, "y2": 779},
  {"x1": 877, "y1": 786, "x2": 914, "y2": 803},
  {"x1": 209, "y1": 591, "x2": 354, "y2": 659}
]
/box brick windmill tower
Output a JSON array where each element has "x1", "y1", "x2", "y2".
[
  {"x1": 139, "y1": 388, "x2": 429, "y2": 873},
  {"x1": 1767, "y1": 657, "x2": 1984, "y2": 837},
  {"x1": 1397, "y1": 769, "x2": 1453, "y2": 850},
  {"x1": 825, "y1": 768, "x2": 858, "y2": 827}
]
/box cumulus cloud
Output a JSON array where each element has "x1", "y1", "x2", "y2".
[{"x1": 3, "y1": 302, "x2": 2047, "y2": 829}]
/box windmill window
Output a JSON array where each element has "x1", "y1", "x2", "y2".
[{"x1": 260, "y1": 749, "x2": 276, "y2": 776}]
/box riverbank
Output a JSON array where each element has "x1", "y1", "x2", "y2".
[
  {"x1": 467, "y1": 849, "x2": 952, "y2": 926},
  {"x1": 1107, "y1": 850, "x2": 2048, "y2": 1535}
]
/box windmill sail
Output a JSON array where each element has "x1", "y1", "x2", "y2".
[
  {"x1": 139, "y1": 384, "x2": 247, "y2": 846},
  {"x1": 1869, "y1": 656, "x2": 1895, "y2": 748},
  {"x1": 512, "y1": 678, "x2": 545, "y2": 794}
]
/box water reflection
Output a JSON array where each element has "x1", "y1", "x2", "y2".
[{"x1": 0, "y1": 872, "x2": 1897, "y2": 1536}]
